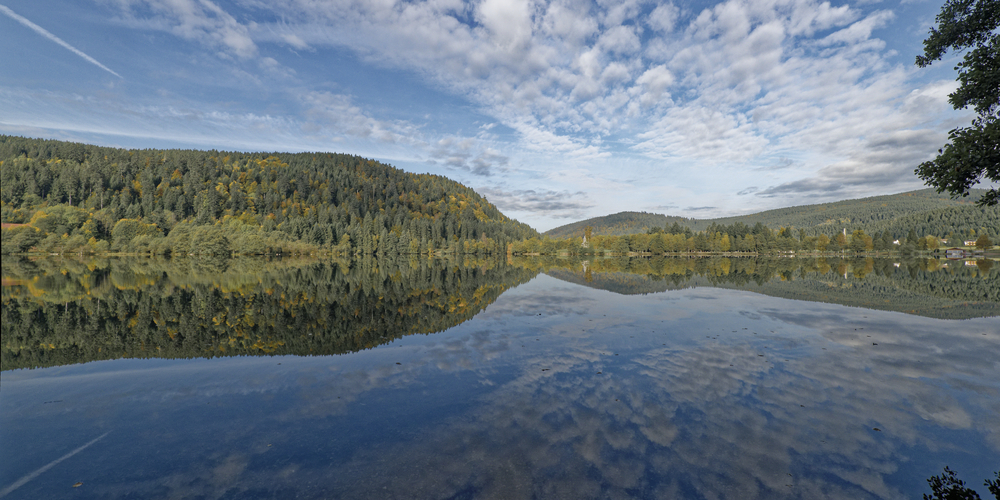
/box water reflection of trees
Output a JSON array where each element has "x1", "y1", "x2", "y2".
[
  {"x1": 4, "y1": 255, "x2": 995, "y2": 370},
  {"x1": 518, "y1": 256, "x2": 999, "y2": 319},
  {"x1": 1, "y1": 256, "x2": 538, "y2": 370},
  {"x1": 923, "y1": 468, "x2": 1000, "y2": 500}
]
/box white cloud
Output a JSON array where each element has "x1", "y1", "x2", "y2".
[
  {"x1": 600, "y1": 62, "x2": 631, "y2": 84},
  {"x1": 430, "y1": 136, "x2": 510, "y2": 176},
  {"x1": 635, "y1": 64, "x2": 674, "y2": 106},
  {"x1": 647, "y1": 2, "x2": 679, "y2": 33},
  {"x1": 786, "y1": 0, "x2": 855, "y2": 36},
  {"x1": 818, "y1": 10, "x2": 894, "y2": 46},
  {"x1": 476, "y1": 0, "x2": 535, "y2": 50},
  {"x1": 597, "y1": 24, "x2": 641, "y2": 54},
  {"x1": 108, "y1": 0, "x2": 258, "y2": 58},
  {"x1": 477, "y1": 186, "x2": 594, "y2": 219},
  {"x1": 299, "y1": 90, "x2": 416, "y2": 144},
  {"x1": 280, "y1": 33, "x2": 308, "y2": 50},
  {"x1": 636, "y1": 106, "x2": 767, "y2": 162},
  {"x1": 541, "y1": 0, "x2": 597, "y2": 43}
]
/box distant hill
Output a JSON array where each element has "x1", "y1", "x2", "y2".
[
  {"x1": 545, "y1": 189, "x2": 994, "y2": 238},
  {"x1": 544, "y1": 212, "x2": 695, "y2": 238}
]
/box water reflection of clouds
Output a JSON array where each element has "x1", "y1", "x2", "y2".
[
  {"x1": 276, "y1": 326, "x2": 521, "y2": 424},
  {"x1": 479, "y1": 282, "x2": 597, "y2": 319},
  {"x1": 756, "y1": 307, "x2": 1000, "y2": 447},
  {"x1": 3, "y1": 280, "x2": 997, "y2": 499},
  {"x1": 309, "y1": 286, "x2": 999, "y2": 499},
  {"x1": 426, "y1": 329, "x2": 511, "y2": 371}
]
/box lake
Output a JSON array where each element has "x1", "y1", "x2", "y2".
[{"x1": 2, "y1": 256, "x2": 998, "y2": 499}]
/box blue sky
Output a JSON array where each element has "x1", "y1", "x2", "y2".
[{"x1": 0, "y1": 0, "x2": 984, "y2": 231}]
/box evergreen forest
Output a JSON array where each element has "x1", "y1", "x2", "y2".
[{"x1": 0, "y1": 136, "x2": 537, "y2": 256}]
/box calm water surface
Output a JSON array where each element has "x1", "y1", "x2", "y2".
[{"x1": 2, "y1": 257, "x2": 998, "y2": 499}]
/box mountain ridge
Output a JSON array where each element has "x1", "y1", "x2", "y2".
[{"x1": 544, "y1": 188, "x2": 994, "y2": 238}]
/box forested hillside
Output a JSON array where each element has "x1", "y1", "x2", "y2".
[
  {"x1": 546, "y1": 189, "x2": 995, "y2": 239},
  {"x1": 0, "y1": 136, "x2": 537, "y2": 255},
  {"x1": 862, "y1": 205, "x2": 999, "y2": 239}
]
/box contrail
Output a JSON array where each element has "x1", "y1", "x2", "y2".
[
  {"x1": 0, "y1": 4, "x2": 123, "y2": 79},
  {"x1": 0, "y1": 432, "x2": 110, "y2": 498}
]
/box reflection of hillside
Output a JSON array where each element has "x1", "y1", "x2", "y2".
[
  {"x1": 1, "y1": 256, "x2": 538, "y2": 370},
  {"x1": 535, "y1": 256, "x2": 999, "y2": 319}
]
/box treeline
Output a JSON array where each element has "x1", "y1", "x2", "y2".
[
  {"x1": 514, "y1": 221, "x2": 995, "y2": 256},
  {"x1": 527, "y1": 256, "x2": 999, "y2": 319},
  {"x1": 544, "y1": 190, "x2": 997, "y2": 240},
  {"x1": 1, "y1": 256, "x2": 538, "y2": 370},
  {"x1": 0, "y1": 135, "x2": 537, "y2": 256}
]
